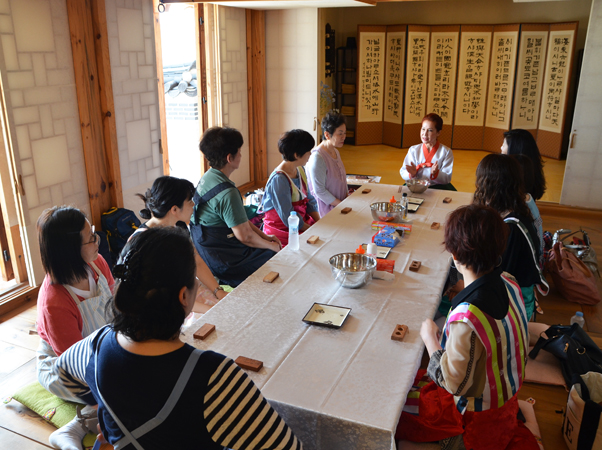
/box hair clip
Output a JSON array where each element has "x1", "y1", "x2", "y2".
[{"x1": 112, "y1": 264, "x2": 128, "y2": 280}]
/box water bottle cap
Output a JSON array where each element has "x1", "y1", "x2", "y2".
[
  {"x1": 403, "y1": 193, "x2": 407, "y2": 197},
  {"x1": 390, "y1": 195, "x2": 396, "y2": 203},
  {"x1": 576, "y1": 311, "x2": 583, "y2": 317},
  {"x1": 291, "y1": 211, "x2": 297, "y2": 216},
  {"x1": 355, "y1": 245, "x2": 365, "y2": 254}
]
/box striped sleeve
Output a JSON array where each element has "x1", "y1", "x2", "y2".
[
  {"x1": 204, "y1": 357, "x2": 303, "y2": 450},
  {"x1": 54, "y1": 327, "x2": 108, "y2": 403}
]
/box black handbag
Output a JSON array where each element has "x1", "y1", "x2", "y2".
[{"x1": 528, "y1": 323, "x2": 602, "y2": 386}]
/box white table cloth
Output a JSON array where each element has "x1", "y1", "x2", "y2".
[{"x1": 183, "y1": 184, "x2": 473, "y2": 450}]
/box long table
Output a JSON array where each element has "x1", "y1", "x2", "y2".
[{"x1": 183, "y1": 184, "x2": 473, "y2": 450}]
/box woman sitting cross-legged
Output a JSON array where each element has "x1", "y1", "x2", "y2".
[
  {"x1": 53, "y1": 227, "x2": 303, "y2": 450},
  {"x1": 472, "y1": 154, "x2": 548, "y2": 320},
  {"x1": 134, "y1": 175, "x2": 228, "y2": 312},
  {"x1": 262, "y1": 129, "x2": 320, "y2": 247},
  {"x1": 36, "y1": 206, "x2": 114, "y2": 450},
  {"x1": 306, "y1": 110, "x2": 348, "y2": 217},
  {"x1": 396, "y1": 204, "x2": 538, "y2": 450},
  {"x1": 190, "y1": 126, "x2": 281, "y2": 287}
]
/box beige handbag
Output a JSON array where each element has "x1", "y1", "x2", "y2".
[{"x1": 563, "y1": 371, "x2": 602, "y2": 450}]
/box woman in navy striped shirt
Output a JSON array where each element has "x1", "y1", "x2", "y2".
[{"x1": 53, "y1": 227, "x2": 302, "y2": 450}]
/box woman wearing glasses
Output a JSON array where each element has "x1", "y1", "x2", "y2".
[{"x1": 35, "y1": 207, "x2": 114, "y2": 449}]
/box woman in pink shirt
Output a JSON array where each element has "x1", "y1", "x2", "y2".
[{"x1": 36, "y1": 206, "x2": 114, "y2": 450}]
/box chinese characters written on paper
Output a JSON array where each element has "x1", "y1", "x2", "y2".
[
  {"x1": 359, "y1": 34, "x2": 385, "y2": 121},
  {"x1": 514, "y1": 33, "x2": 546, "y2": 127},
  {"x1": 428, "y1": 34, "x2": 458, "y2": 122},
  {"x1": 541, "y1": 32, "x2": 573, "y2": 131},
  {"x1": 405, "y1": 33, "x2": 429, "y2": 123},
  {"x1": 384, "y1": 32, "x2": 405, "y2": 123}
]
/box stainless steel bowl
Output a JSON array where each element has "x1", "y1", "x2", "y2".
[
  {"x1": 407, "y1": 178, "x2": 430, "y2": 193},
  {"x1": 329, "y1": 253, "x2": 377, "y2": 289},
  {"x1": 370, "y1": 202, "x2": 404, "y2": 222}
]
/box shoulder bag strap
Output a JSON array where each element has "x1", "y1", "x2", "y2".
[
  {"x1": 504, "y1": 217, "x2": 550, "y2": 296},
  {"x1": 193, "y1": 181, "x2": 236, "y2": 224},
  {"x1": 94, "y1": 333, "x2": 203, "y2": 450}
]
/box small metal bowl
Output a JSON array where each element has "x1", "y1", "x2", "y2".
[
  {"x1": 407, "y1": 178, "x2": 430, "y2": 194},
  {"x1": 370, "y1": 202, "x2": 404, "y2": 222},
  {"x1": 329, "y1": 253, "x2": 377, "y2": 289}
]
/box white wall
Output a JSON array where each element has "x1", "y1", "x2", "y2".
[
  {"x1": 561, "y1": 0, "x2": 602, "y2": 208},
  {"x1": 219, "y1": 6, "x2": 250, "y2": 187},
  {"x1": 0, "y1": 0, "x2": 92, "y2": 284},
  {"x1": 266, "y1": 8, "x2": 319, "y2": 172},
  {"x1": 107, "y1": 0, "x2": 162, "y2": 214}
]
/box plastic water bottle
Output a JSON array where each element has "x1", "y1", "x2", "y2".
[
  {"x1": 288, "y1": 211, "x2": 299, "y2": 250},
  {"x1": 570, "y1": 311, "x2": 585, "y2": 328},
  {"x1": 401, "y1": 193, "x2": 408, "y2": 220}
]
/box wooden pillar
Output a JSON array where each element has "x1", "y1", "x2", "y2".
[
  {"x1": 196, "y1": 4, "x2": 210, "y2": 174},
  {"x1": 246, "y1": 10, "x2": 267, "y2": 186},
  {"x1": 66, "y1": 0, "x2": 122, "y2": 227}
]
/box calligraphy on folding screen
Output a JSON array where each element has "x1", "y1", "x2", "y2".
[
  {"x1": 512, "y1": 29, "x2": 549, "y2": 130},
  {"x1": 383, "y1": 31, "x2": 406, "y2": 125},
  {"x1": 358, "y1": 32, "x2": 385, "y2": 123},
  {"x1": 539, "y1": 29, "x2": 575, "y2": 133},
  {"x1": 404, "y1": 31, "x2": 430, "y2": 125},
  {"x1": 485, "y1": 31, "x2": 519, "y2": 130},
  {"x1": 427, "y1": 31, "x2": 459, "y2": 125},
  {"x1": 454, "y1": 31, "x2": 492, "y2": 127},
  {"x1": 427, "y1": 28, "x2": 459, "y2": 146}
]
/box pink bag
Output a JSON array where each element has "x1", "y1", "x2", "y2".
[{"x1": 546, "y1": 242, "x2": 601, "y2": 305}]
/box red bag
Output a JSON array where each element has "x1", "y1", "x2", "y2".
[{"x1": 546, "y1": 242, "x2": 601, "y2": 305}]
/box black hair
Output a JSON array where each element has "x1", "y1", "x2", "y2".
[
  {"x1": 278, "y1": 129, "x2": 315, "y2": 162},
  {"x1": 321, "y1": 110, "x2": 346, "y2": 139},
  {"x1": 509, "y1": 154, "x2": 535, "y2": 196},
  {"x1": 37, "y1": 206, "x2": 89, "y2": 285},
  {"x1": 473, "y1": 154, "x2": 532, "y2": 220},
  {"x1": 111, "y1": 227, "x2": 196, "y2": 342},
  {"x1": 503, "y1": 129, "x2": 546, "y2": 200},
  {"x1": 199, "y1": 126, "x2": 244, "y2": 169},
  {"x1": 137, "y1": 176, "x2": 195, "y2": 220}
]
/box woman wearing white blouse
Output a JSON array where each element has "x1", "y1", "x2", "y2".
[{"x1": 400, "y1": 113, "x2": 454, "y2": 190}]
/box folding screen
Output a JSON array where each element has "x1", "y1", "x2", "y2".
[
  {"x1": 356, "y1": 25, "x2": 387, "y2": 145},
  {"x1": 427, "y1": 25, "x2": 460, "y2": 148},
  {"x1": 511, "y1": 24, "x2": 549, "y2": 139},
  {"x1": 536, "y1": 22, "x2": 578, "y2": 159},
  {"x1": 382, "y1": 25, "x2": 407, "y2": 147},
  {"x1": 452, "y1": 25, "x2": 493, "y2": 150},
  {"x1": 482, "y1": 24, "x2": 520, "y2": 153},
  {"x1": 402, "y1": 25, "x2": 431, "y2": 148}
]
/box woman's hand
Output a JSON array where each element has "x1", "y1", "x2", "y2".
[
  {"x1": 420, "y1": 319, "x2": 442, "y2": 356},
  {"x1": 216, "y1": 289, "x2": 228, "y2": 301},
  {"x1": 430, "y1": 161, "x2": 440, "y2": 180},
  {"x1": 406, "y1": 162, "x2": 417, "y2": 177},
  {"x1": 266, "y1": 235, "x2": 282, "y2": 251}
]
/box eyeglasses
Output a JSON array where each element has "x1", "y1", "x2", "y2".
[{"x1": 83, "y1": 225, "x2": 100, "y2": 246}]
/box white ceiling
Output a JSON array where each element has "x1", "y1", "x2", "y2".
[{"x1": 206, "y1": 0, "x2": 375, "y2": 10}]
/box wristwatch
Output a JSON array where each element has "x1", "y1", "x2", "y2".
[{"x1": 213, "y1": 286, "x2": 225, "y2": 297}]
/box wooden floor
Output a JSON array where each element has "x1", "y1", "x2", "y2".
[
  {"x1": 0, "y1": 147, "x2": 598, "y2": 450},
  {"x1": 339, "y1": 143, "x2": 566, "y2": 203}
]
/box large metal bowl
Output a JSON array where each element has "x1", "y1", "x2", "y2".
[
  {"x1": 370, "y1": 202, "x2": 404, "y2": 222},
  {"x1": 407, "y1": 178, "x2": 430, "y2": 193},
  {"x1": 329, "y1": 253, "x2": 377, "y2": 289}
]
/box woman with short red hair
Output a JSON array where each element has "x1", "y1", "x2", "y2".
[
  {"x1": 400, "y1": 113, "x2": 454, "y2": 190},
  {"x1": 396, "y1": 204, "x2": 538, "y2": 450}
]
